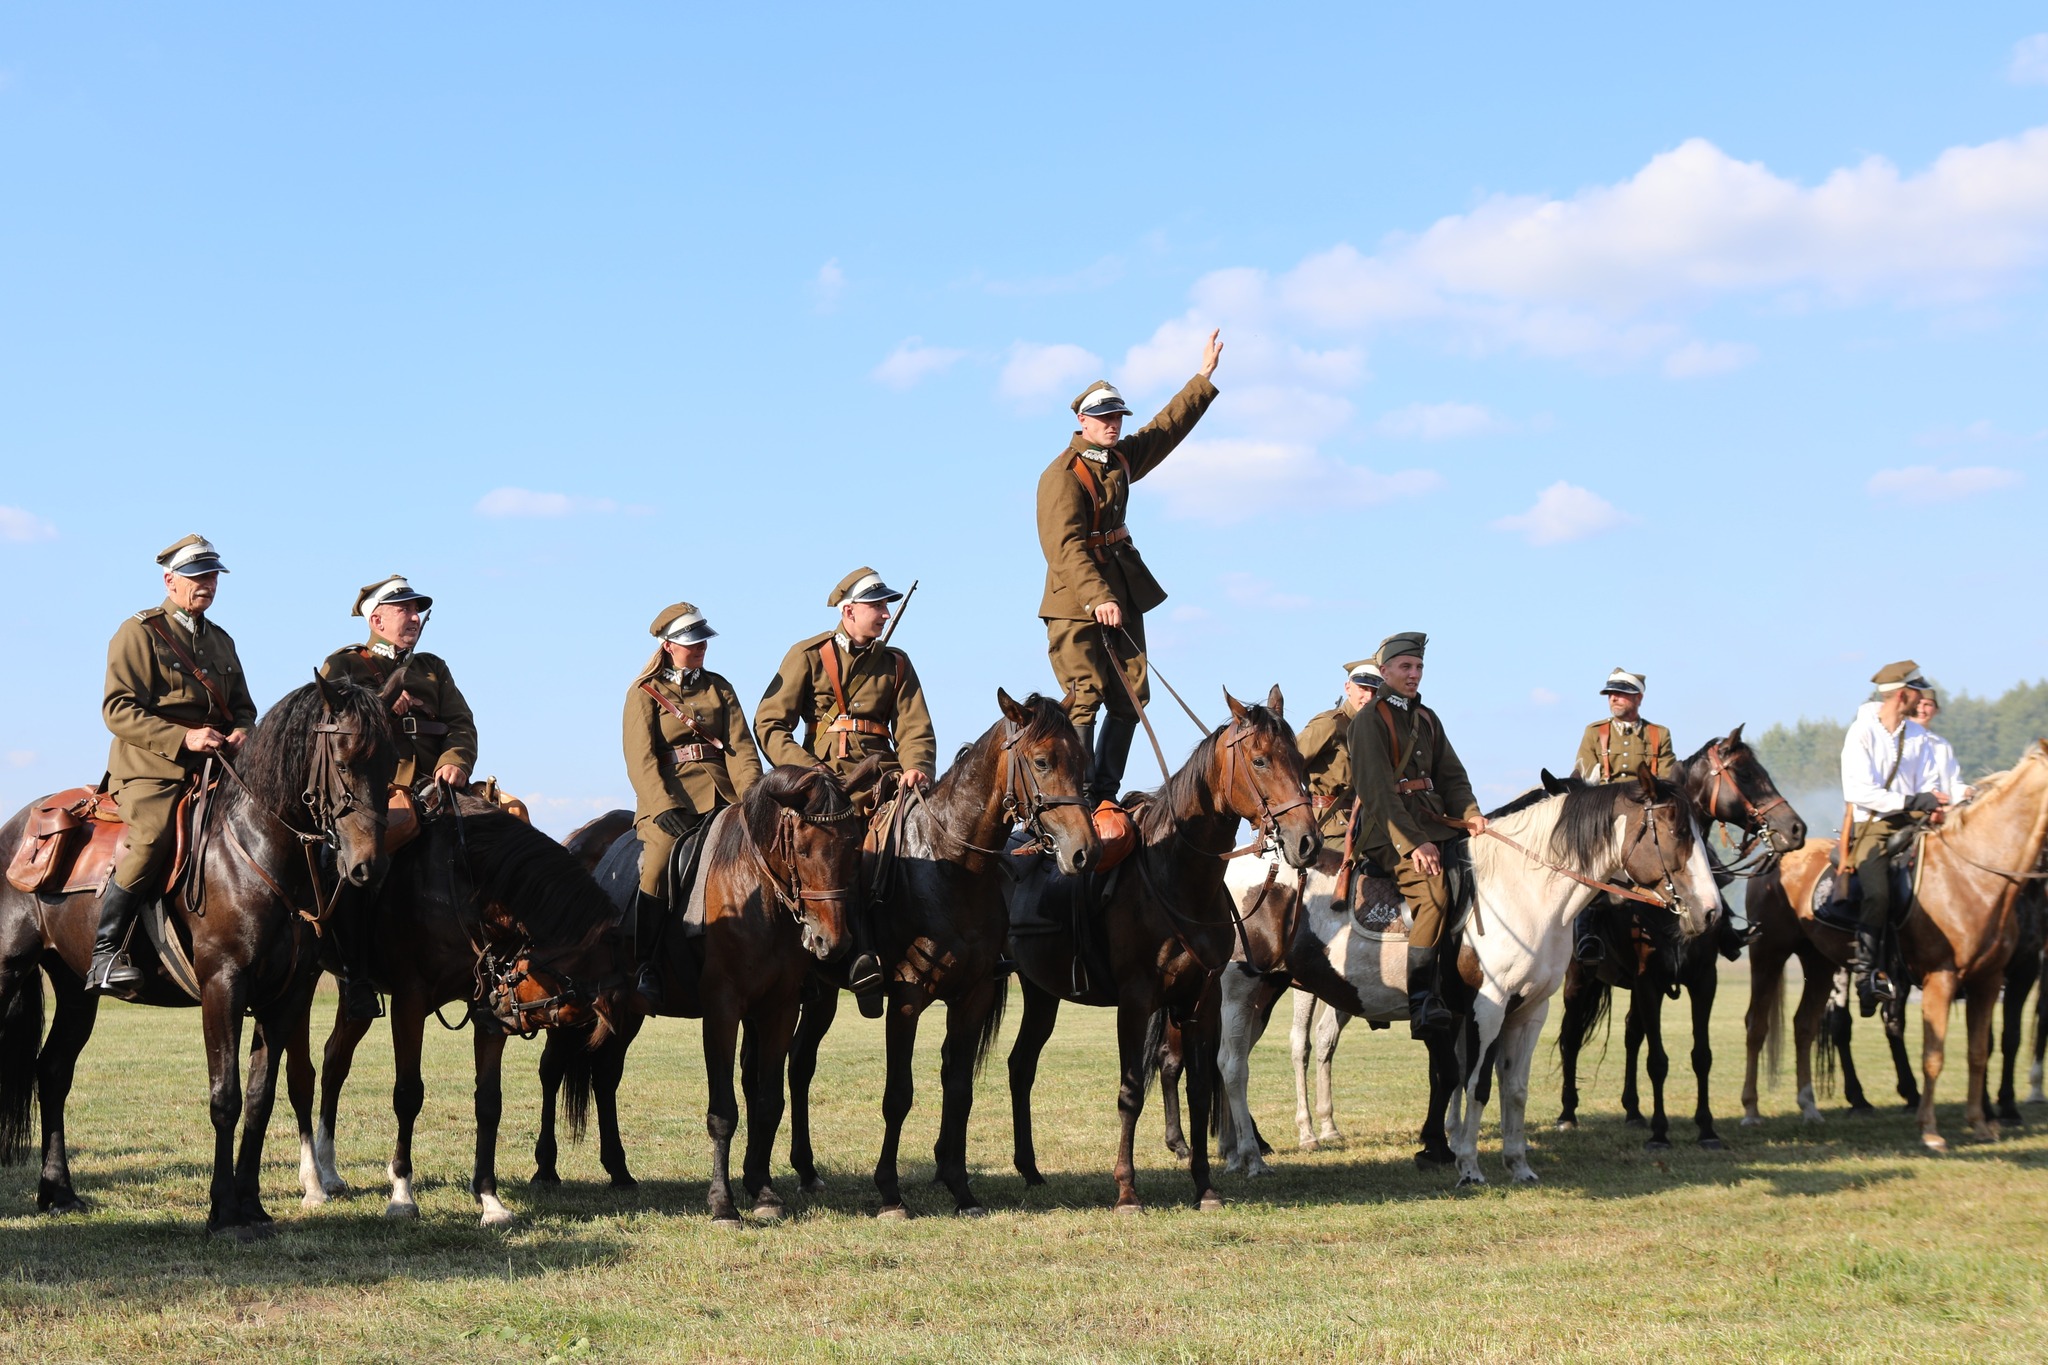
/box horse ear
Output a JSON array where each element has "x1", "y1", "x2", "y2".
[
  {"x1": 1223, "y1": 689, "x2": 1250, "y2": 726},
  {"x1": 1266, "y1": 684, "x2": 1285, "y2": 720},
  {"x1": 1726, "y1": 722, "x2": 1746, "y2": 747},
  {"x1": 997, "y1": 688, "x2": 1031, "y2": 725},
  {"x1": 842, "y1": 754, "x2": 888, "y2": 797},
  {"x1": 1636, "y1": 761, "x2": 1658, "y2": 801},
  {"x1": 1540, "y1": 767, "x2": 1568, "y2": 794},
  {"x1": 1058, "y1": 686, "x2": 1080, "y2": 716},
  {"x1": 314, "y1": 669, "x2": 345, "y2": 711}
]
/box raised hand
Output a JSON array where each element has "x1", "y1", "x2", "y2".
[{"x1": 1199, "y1": 328, "x2": 1223, "y2": 379}]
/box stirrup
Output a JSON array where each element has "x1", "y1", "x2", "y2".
[
  {"x1": 86, "y1": 951, "x2": 141, "y2": 994},
  {"x1": 343, "y1": 979, "x2": 385, "y2": 1022},
  {"x1": 1573, "y1": 934, "x2": 1605, "y2": 965}
]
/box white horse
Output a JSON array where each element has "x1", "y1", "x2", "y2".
[{"x1": 1216, "y1": 770, "x2": 1719, "y2": 1185}]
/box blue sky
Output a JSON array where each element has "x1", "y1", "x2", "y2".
[{"x1": 4, "y1": 5, "x2": 2045, "y2": 832}]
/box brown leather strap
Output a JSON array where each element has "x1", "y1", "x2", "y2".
[
  {"x1": 1070, "y1": 451, "x2": 1132, "y2": 563},
  {"x1": 1599, "y1": 720, "x2": 1667, "y2": 783},
  {"x1": 639, "y1": 681, "x2": 729, "y2": 754},
  {"x1": 1310, "y1": 793, "x2": 1340, "y2": 811},
  {"x1": 1396, "y1": 777, "x2": 1434, "y2": 794},
  {"x1": 667, "y1": 743, "x2": 718, "y2": 766},
  {"x1": 818, "y1": 644, "x2": 853, "y2": 759},
  {"x1": 828, "y1": 716, "x2": 890, "y2": 737},
  {"x1": 141, "y1": 615, "x2": 237, "y2": 726}
]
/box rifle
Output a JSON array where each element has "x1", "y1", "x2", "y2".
[{"x1": 876, "y1": 579, "x2": 918, "y2": 653}]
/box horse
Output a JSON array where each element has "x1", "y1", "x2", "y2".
[
  {"x1": 0, "y1": 676, "x2": 395, "y2": 1235},
  {"x1": 1004, "y1": 687, "x2": 1320, "y2": 1212},
  {"x1": 1742, "y1": 742, "x2": 2048, "y2": 1151},
  {"x1": 292, "y1": 787, "x2": 632, "y2": 1225},
  {"x1": 782, "y1": 690, "x2": 1098, "y2": 1217},
  {"x1": 531, "y1": 760, "x2": 880, "y2": 1224},
  {"x1": 1553, "y1": 728, "x2": 1807, "y2": 1149}
]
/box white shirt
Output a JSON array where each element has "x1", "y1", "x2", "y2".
[
  {"x1": 1924, "y1": 731, "x2": 1967, "y2": 799},
  {"x1": 1840, "y1": 700, "x2": 1941, "y2": 819}
]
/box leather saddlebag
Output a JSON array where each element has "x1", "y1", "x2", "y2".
[
  {"x1": 1091, "y1": 800, "x2": 1138, "y2": 873},
  {"x1": 7, "y1": 793, "x2": 91, "y2": 894}
]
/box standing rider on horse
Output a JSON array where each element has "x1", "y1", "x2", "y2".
[
  {"x1": 318, "y1": 573, "x2": 478, "y2": 1019},
  {"x1": 1841, "y1": 660, "x2": 1949, "y2": 1012},
  {"x1": 90, "y1": 534, "x2": 259, "y2": 993},
  {"x1": 1035, "y1": 331, "x2": 1223, "y2": 806},
  {"x1": 1298, "y1": 658, "x2": 1380, "y2": 846},
  {"x1": 1568, "y1": 667, "x2": 1676, "y2": 965},
  {"x1": 1347, "y1": 633, "x2": 1488, "y2": 1040},
  {"x1": 623, "y1": 600, "x2": 764, "y2": 1004}
]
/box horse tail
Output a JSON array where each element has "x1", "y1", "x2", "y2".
[
  {"x1": 1749, "y1": 958, "x2": 1785, "y2": 1086},
  {"x1": 972, "y1": 983, "x2": 1009, "y2": 1077},
  {"x1": 0, "y1": 966, "x2": 44, "y2": 1165},
  {"x1": 1816, "y1": 998, "x2": 1842, "y2": 1099},
  {"x1": 1556, "y1": 977, "x2": 1614, "y2": 1060},
  {"x1": 556, "y1": 1028, "x2": 593, "y2": 1145},
  {"x1": 1141, "y1": 1008, "x2": 1168, "y2": 1097}
]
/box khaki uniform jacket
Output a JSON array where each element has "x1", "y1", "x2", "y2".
[
  {"x1": 755, "y1": 631, "x2": 937, "y2": 783},
  {"x1": 1297, "y1": 701, "x2": 1360, "y2": 840},
  {"x1": 319, "y1": 643, "x2": 479, "y2": 788},
  {"x1": 1035, "y1": 374, "x2": 1219, "y2": 621},
  {"x1": 1348, "y1": 695, "x2": 1483, "y2": 861},
  {"x1": 103, "y1": 602, "x2": 260, "y2": 784},
  {"x1": 624, "y1": 663, "x2": 763, "y2": 821},
  {"x1": 1573, "y1": 718, "x2": 1676, "y2": 785}
]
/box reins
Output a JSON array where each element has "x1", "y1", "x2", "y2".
[{"x1": 1441, "y1": 806, "x2": 1679, "y2": 911}]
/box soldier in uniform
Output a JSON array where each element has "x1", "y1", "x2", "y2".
[
  {"x1": 1567, "y1": 667, "x2": 1676, "y2": 965},
  {"x1": 1840, "y1": 660, "x2": 1948, "y2": 1011},
  {"x1": 1036, "y1": 330, "x2": 1223, "y2": 804},
  {"x1": 317, "y1": 573, "x2": 478, "y2": 1018},
  {"x1": 91, "y1": 535, "x2": 260, "y2": 992},
  {"x1": 1347, "y1": 633, "x2": 1488, "y2": 1039},
  {"x1": 1297, "y1": 658, "x2": 1380, "y2": 846},
  {"x1": 624, "y1": 601, "x2": 764, "y2": 1000}
]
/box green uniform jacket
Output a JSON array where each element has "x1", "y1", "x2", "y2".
[
  {"x1": 103, "y1": 602, "x2": 260, "y2": 784},
  {"x1": 755, "y1": 631, "x2": 937, "y2": 783},
  {"x1": 1347, "y1": 695, "x2": 1483, "y2": 861},
  {"x1": 1297, "y1": 701, "x2": 1360, "y2": 840},
  {"x1": 1035, "y1": 374, "x2": 1219, "y2": 622},
  {"x1": 319, "y1": 642, "x2": 479, "y2": 788},
  {"x1": 1572, "y1": 718, "x2": 1677, "y2": 785},
  {"x1": 623, "y1": 662, "x2": 764, "y2": 821}
]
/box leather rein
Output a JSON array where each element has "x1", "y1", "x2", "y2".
[{"x1": 1697, "y1": 741, "x2": 1792, "y2": 878}]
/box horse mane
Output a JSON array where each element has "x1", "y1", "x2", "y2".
[
  {"x1": 933, "y1": 693, "x2": 1070, "y2": 802},
  {"x1": 1939, "y1": 743, "x2": 2048, "y2": 834},
  {"x1": 442, "y1": 797, "x2": 621, "y2": 942},
  {"x1": 1550, "y1": 777, "x2": 1688, "y2": 869},
  {"x1": 232, "y1": 679, "x2": 395, "y2": 819},
  {"x1": 1134, "y1": 703, "x2": 1290, "y2": 842},
  {"x1": 716, "y1": 764, "x2": 854, "y2": 866}
]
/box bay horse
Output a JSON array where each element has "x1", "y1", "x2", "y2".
[
  {"x1": 530, "y1": 761, "x2": 879, "y2": 1224},
  {"x1": 1742, "y1": 741, "x2": 2048, "y2": 1151},
  {"x1": 1553, "y1": 728, "x2": 1807, "y2": 1149},
  {"x1": 783, "y1": 690, "x2": 1098, "y2": 1217},
  {"x1": 293, "y1": 787, "x2": 632, "y2": 1225},
  {"x1": 0, "y1": 677, "x2": 394, "y2": 1234},
  {"x1": 1004, "y1": 687, "x2": 1320, "y2": 1212}
]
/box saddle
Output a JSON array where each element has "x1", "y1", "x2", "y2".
[
  {"x1": 5, "y1": 783, "x2": 205, "y2": 897},
  {"x1": 1810, "y1": 832, "x2": 1921, "y2": 932},
  {"x1": 1003, "y1": 824, "x2": 1119, "y2": 1004}
]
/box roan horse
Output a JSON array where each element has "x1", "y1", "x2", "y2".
[
  {"x1": 1005, "y1": 687, "x2": 1319, "y2": 1212},
  {"x1": 533, "y1": 761, "x2": 879, "y2": 1224},
  {"x1": 1553, "y1": 729, "x2": 1807, "y2": 1150},
  {"x1": 293, "y1": 787, "x2": 631, "y2": 1225},
  {"x1": 1743, "y1": 741, "x2": 2048, "y2": 1151},
  {"x1": 0, "y1": 677, "x2": 395, "y2": 1234},
  {"x1": 783, "y1": 691, "x2": 1098, "y2": 1217}
]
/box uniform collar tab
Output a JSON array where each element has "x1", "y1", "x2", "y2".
[{"x1": 369, "y1": 640, "x2": 406, "y2": 661}]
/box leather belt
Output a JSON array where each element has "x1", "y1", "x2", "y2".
[
  {"x1": 1396, "y1": 777, "x2": 1434, "y2": 794},
  {"x1": 1085, "y1": 526, "x2": 1132, "y2": 551},
  {"x1": 828, "y1": 716, "x2": 891, "y2": 737},
  {"x1": 1311, "y1": 793, "x2": 1341, "y2": 810},
  {"x1": 667, "y1": 743, "x2": 719, "y2": 766},
  {"x1": 398, "y1": 716, "x2": 449, "y2": 737}
]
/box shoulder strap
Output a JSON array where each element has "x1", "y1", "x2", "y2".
[
  {"x1": 1069, "y1": 450, "x2": 1130, "y2": 543},
  {"x1": 1883, "y1": 722, "x2": 1906, "y2": 790},
  {"x1": 1376, "y1": 699, "x2": 1422, "y2": 775},
  {"x1": 141, "y1": 615, "x2": 236, "y2": 724},
  {"x1": 818, "y1": 642, "x2": 851, "y2": 720},
  {"x1": 639, "y1": 681, "x2": 726, "y2": 752},
  {"x1": 1598, "y1": 720, "x2": 1613, "y2": 783},
  {"x1": 893, "y1": 649, "x2": 906, "y2": 691}
]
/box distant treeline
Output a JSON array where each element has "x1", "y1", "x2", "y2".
[{"x1": 1753, "y1": 678, "x2": 2048, "y2": 798}]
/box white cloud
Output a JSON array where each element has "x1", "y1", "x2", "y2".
[
  {"x1": 0, "y1": 505, "x2": 57, "y2": 542},
  {"x1": 2012, "y1": 34, "x2": 2048, "y2": 85},
  {"x1": 1373, "y1": 401, "x2": 1505, "y2": 439},
  {"x1": 870, "y1": 337, "x2": 966, "y2": 390},
  {"x1": 1529, "y1": 688, "x2": 1560, "y2": 707},
  {"x1": 998, "y1": 341, "x2": 1102, "y2": 405},
  {"x1": 1866, "y1": 465, "x2": 2023, "y2": 501},
  {"x1": 473, "y1": 487, "x2": 619, "y2": 518},
  {"x1": 1662, "y1": 340, "x2": 1758, "y2": 378},
  {"x1": 1492, "y1": 482, "x2": 1636, "y2": 546},
  {"x1": 813, "y1": 259, "x2": 845, "y2": 313},
  {"x1": 1144, "y1": 439, "x2": 1440, "y2": 525},
  {"x1": 6, "y1": 750, "x2": 35, "y2": 768}
]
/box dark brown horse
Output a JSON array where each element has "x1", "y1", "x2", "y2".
[
  {"x1": 1005, "y1": 687, "x2": 1319, "y2": 1212},
  {"x1": 783, "y1": 690, "x2": 1098, "y2": 1217},
  {"x1": 1555, "y1": 727, "x2": 1806, "y2": 1149},
  {"x1": 292, "y1": 788, "x2": 632, "y2": 1225},
  {"x1": 0, "y1": 678, "x2": 395, "y2": 1234},
  {"x1": 531, "y1": 761, "x2": 879, "y2": 1224}
]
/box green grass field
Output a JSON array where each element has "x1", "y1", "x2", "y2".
[{"x1": 3, "y1": 963, "x2": 2046, "y2": 1363}]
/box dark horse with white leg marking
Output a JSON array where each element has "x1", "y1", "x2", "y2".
[
  {"x1": 292, "y1": 788, "x2": 632, "y2": 1226},
  {"x1": 1555, "y1": 727, "x2": 1806, "y2": 1149},
  {"x1": 1004, "y1": 688, "x2": 1319, "y2": 1212},
  {"x1": 531, "y1": 761, "x2": 879, "y2": 1224},
  {"x1": 0, "y1": 678, "x2": 394, "y2": 1235},
  {"x1": 783, "y1": 690, "x2": 1098, "y2": 1217}
]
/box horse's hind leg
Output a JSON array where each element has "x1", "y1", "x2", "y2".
[
  {"x1": 1111, "y1": 1000, "x2": 1156, "y2": 1212},
  {"x1": 1312, "y1": 1003, "x2": 1347, "y2": 1148},
  {"x1": 1687, "y1": 964, "x2": 1724, "y2": 1149},
  {"x1": 1996, "y1": 951, "x2": 2038, "y2": 1124},
  {"x1": 1790, "y1": 960, "x2": 1830, "y2": 1123},
  {"x1": 1290, "y1": 990, "x2": 1319, "y2": 1148},
  {"x1": 1553, "y1": 975, "x2": 1597, "y2": 1132},
  {"x1": 788, "y1": 983, "x2": 838, "y2": 1192},
  {"x1": 872, "y1": 991, "x2": 924, "y2": 1218},
  {"x1": 592, "y1": 1018, "x2": 639, "y2": 1189},
  {"x1": 384, "y1": 996, "x2": 428, "y2": 1218},
  {"x1": 1917, "y1": 969, "x2": 1956, "y2": 1153},
  {"x1": 1006, "y1": 978, "x2": 1059, "y2": 1186},
  {"x1": 234, "y1": 1003, "x2": 299, "y2": 1230},
  {"x1": 471, "y1": 1024, "x2": 513, "y2": 1226},
  {"x1": 1157, "y1": 1018, "x2": 1189, "y2": 1161},
  {"x1": 32, "y1": 967, "x2": 96, "y2": 1214},
  {"x1": 1888, "y1": 1016, "x2": 1921, "y2": 1109},
  {"x1": 1964, "y1": 977, "x2": 2000, "y2": 1144},
  {"x1": 1217, "y1": 971, "x2": 1273, "y2": 1176},
  {"x1": 2032, "y1": 960, "x2": 2048, "y2": 1105},
  {"x1": 284, "y1": 992, "x2": 326, "y2": 1207},
  {"x1": 532, "y1": 1028, "x2": 567, "y2": 1186},
  {"x1": 932, "y1": 979, "x2": 998, "y2": 1215},
  {"x1": 1414, "y1": 1028, "x2": 1457, "y2": 1169},
  {"x1": 740, "y1": 999, "x2": 799, "y2": 1222},
  {"x1": 200, "y1": 971, "x2": 251, "y2": 1235},
  {"x1": 1620, "y1": 987, "x2": 1647, "y2": 1126},
  {"x1": 1181, "y1": 1009, "x2": 1223, "y2": 1210},
  {"x1": 1499, "y1": 1001, "x2": 1548, "y2": 1184},
  {"x1": 316, "y1": 993, "x2": 375, "y2": 1198},
  {"x1": 1639, "y1": 982, "x2": 1673, "y2": 1151}
]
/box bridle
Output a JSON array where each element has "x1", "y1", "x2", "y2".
[
  {"x1": 1462, "y1": 788, "x2": 1694, "y2": 915},
  {"x1": 214, "y1": 710, "x2": 385, "y2": 930},
  {"x1": 1696, "y1": 740, "x2": 1792, "y2": 878},
  {"x1": 941, "y1": 721, "x2": 1091, "y2": 860},
  {"x1": 753, "y1": 797, "x2": 864, "y2": 934}
]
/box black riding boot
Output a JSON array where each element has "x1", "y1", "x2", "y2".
[
  {"x1": 1073, "y1": 719, "x2": 1096, "y2": 799},
  {"x1": 1091, "y1": 714, "x2": 1138, "y2": 806},
  {"x1": 1853, "y1": 926, "x2": 1895, "y2": 1016},
  {"x1": 1572, "y1": 916, "x2": 1606, "y2": 965},
  {"x1": 633, "y1": 891, "x2": 668, "y2": 1014},
  {"x1": 1407, "y1": 944, "x2": 1454, "y2": 1041},
  {"x1": 334, "y1": 902, "x2": 384, "y2": 1021},
  {"x1": 85, "y1": 880, "x2": 146, "y2": 993}
]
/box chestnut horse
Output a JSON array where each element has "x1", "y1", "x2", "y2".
[
  {"x1": 0, "y1": 678, "x2": 394, "y2": 1234},
  {"x1": 1743, "y1": 741, "x2": 2048, "y2": 1151},
  {"x1": 1005, "y1": 687, "x2": 1320, "y2": 1212},
  {"x1": 784, "y1": 691, "x2": 1098, "y2": 1217}
]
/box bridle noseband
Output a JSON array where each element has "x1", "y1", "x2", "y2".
[
  {"x1": 756, "y1": 798, "x2": 864, "y2": 928},
  {"x1": 1698, "y1": 740, "x2": 1791, "y2": 877}
]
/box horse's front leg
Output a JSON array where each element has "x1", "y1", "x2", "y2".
[
  {"x1": 1006, "y1": 977, "x2": 1060, "y2": 1186},
  {"x1": 1216, "y1": 971, "x2": 1268, "y2": 1176},
  {"x1": 1180, "y1": 1008, "x2": 1224, "y2": 1209},
  {"x1": 1995, "y1": 951, "x2": 2036, "y2": 1123},
  {"x1": 593, "y1": 1016, "x2": 640, "y2": 1189},
  {"x1": 471, "y1": 1024, "x2": 513, "y2": 1226},
  {"x1": 1964, "y1": 976, "x2": 2001, "y2": 1144},
  {"x1": 932, "y1": 979, "x2": 997, "y2": 1215},
  {"x1": 740, "y1": 996, "x2": 800, "y2": 1222},
  {"x1": 33, "y1": 969, "x2": 99, "y2": 1214},
  {"x1": 788, "y1": 982, "x2": 838, "y2": 1192},
  {"x1": 1790, "y1": 963, "x2": 1830, "y2": 1123},
  {"x1": 234, "y1": 1003, "x2": 299, "y2": 1229},
  {"x1": 1289, "y1": 990, "x2": 1319, "y2": 1149},
  {"x1": 316, "y1": 991, "x2": 376, "y2": 1199},
  {"x1": 1918, "y1": 969, "x2": 1956, "y2": 1154},
  {"x1": 200, "y1": 969, "x2": 251, "y2": 1236},
  {"x1": 283, "y1": 989, "x2": 326, "y2": 1207},
  {"x1": 1156, "y1": 1018, "x2": 1188, "y2": 1160},
  {"x1": 1498, "y1": 998, "x2": 1549, "y2": 1184},
  {"x1": 1638, "y1": 984, "x2": 1672, "y2": 1150},
  {"x1": 1620, "y1": 987, "x2": 1646, "y2": 1126},
  {"x1": 873, "y1": 988, "x2": 924, "y2": 1218},
  {"x1": 1452, "y1": 995, "x2": 1505, "y2": 1187},
  {"x1": 1688, "y1": 968, "x2": 1724, "y2": 1149},
  {"x1": 384, "y1": 993, "x2": 428, "y2": 1218},
  {"x1": 1312, "y1": 1002, "x2": 1347, "y2": 1148},
  {"x1": 1553, "y1": 977, "x2": 1597, "y2": 1132},
  {"x1": 1111, "y1": 999, "x2": 1154, "y2": 1212},
  {"x1": 701, "y1": 1008, "x2": 743, "y2": 1225},
  {"x1": 531, "y1": 1027, "x2": 568, "y2": 1187}
]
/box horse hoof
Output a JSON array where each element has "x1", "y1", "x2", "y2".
[
  {"x1": 1698, "y1": 1137, "x2": 1726, "y2": 1152},
  {"x1": 957, "y1": 1204, "x2": 989, "y2": 1219},
  {"x1": 1018, "y1": 1169, "x2": 1046, "y2": 1188},
  {"x1": 1197, "y1": 1193, "x2": 1224, "y2": 1211},
  {"x1": 1921, "y1": 1134, "x2": 1950, "y2": 1155},
  {"x1": 1318, "y1": 1131, "x2": 1343, "y2": 1148},
  {"x1": 479, "y1": 1207, "x2": 517, "y2": 1229},
  {"x1": 1555, "y1": 1120, "x2": 1577, "y2": 1132},
  {"x1": 1112, "y1": 1202, "x2": 1144, "y2": 1216},
  {"x1": 1644, "y1": 1139, "x2": 1671, "y2": 1153},
  {"x1": 1511, "y1": 1170, "x2": 1540, "y2": 1186},
  {"x1": 529, "y1": 1172, "x2": 561, "y2": 1189},
  {"x1": 1244, "y1": 1165, "x2": 1272, "y2": 1180},
  {"x1": 1622, "y1": 1115, "x2": 1647, "y2": 1128},
  {"x1": 800, "y1": 1176, "x2": 826, "y2": 1194},
  {"x1": 876, "y1": 1206, "x2": 910, "y2": 1222},
  {"x1": 385, "y1": 1201, "x2": 419, "y2": 1221},
  {"x1": 301, "y1": 1190, "x2": 327, "y2": 1210},
  {"x1": 1165, "y1": 1141, "x2": 1192, "y2": 1161},
  {"x1": 1455, "y1": 1175, "x2": 1486, "y2": 1189},
  {"x1": 1413, "y1": 1149, "x2": 1454, "y2": 1171},
  {"x1": 39, "y1": 1195, "x2": 87, "y2": 1217},
  {"x1": 711, "y1": 1214, "x2": 744, "y2": 1229},
  {"x1": 609, "y1": 1174, "x2": 639, "y2": 1191},
  {"x1": 1846, "y1": 1102, "x2": 1875, "y2": 1116},
  {"x1": 210, "y1": 1223, "x2": 263, "y2": 1244},
  {"x1": 751, "y1": 1204, "x2": 784, "y2": 1224},
  {"x1": 1800, "y1": 1112, "x2": 1825, "y2": 1127},
  {"x1": 321, "y1": 1177, "x2": 349, "y2": 1198},
  {"x1": 1738, "y1": 1115, "x2": 1764, "y2": 1128},
  {"x1": 1297, "y1": 1137, "x2": 1319, "y2": 1153}
]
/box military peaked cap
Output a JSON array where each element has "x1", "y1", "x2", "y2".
[
  {"x1": 1872, "y1": 660, "x2": 1931, "y2": 693},
  {"x1": 353, "y1": 574, "x2": 432, "y2": 617},
  {"x1": 1376, "y1": 631, "x2": 1428, "y2": 664},
  {"x1": 157, "y1": 534, "x2": 229, "y2": 577},
  {"x1": 650, "y1": 601, "x2": 717, "y2": 644},
  {"x1": 1344, "y1": 657, "x2": 1383, "y2": 687},
  {"x1": 1071, "y1": 381, "x2": 1132, "y2": 419},
  {"x1": 1600, "y1": 667, "x2": 1646, "y2": 697},
  {"x1": 828, "y1": 567, "x2": 902, "y2": 608}
]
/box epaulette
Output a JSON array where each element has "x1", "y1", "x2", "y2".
[{"x1": 133, "y1": 606, "x2": 164, "y2": 622}]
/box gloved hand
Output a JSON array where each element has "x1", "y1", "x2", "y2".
[
  {"x1": 1904, "y1": 791, "x2": 1941, "y2": 814},
  {"x1": 654, "y1": 809, "x2": 693, "y2": 838}
]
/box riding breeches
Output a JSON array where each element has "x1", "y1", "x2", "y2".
[
  {"x1": 111, "y1": 776, "x2": 185, "y2": 891},
  {"x1": 1044, "y1": 613, "x2": 1148, "y2": 727},
  {"x1": 1849, "y1": 817, "x2": 1906, "y2": 933},
  {"x1": 1390, "y1": 852, "x2": 1451, "y2": 948},
  {"x1": 635, "y1": 811, "x2": 702, "y2": 901}
]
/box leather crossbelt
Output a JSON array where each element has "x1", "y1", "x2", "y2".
[
  {"x1": 1396, "y1": 777, "x2": 1435, "y2": 794},
  {"x1": 1311, "y1": 793, "x2": 1340, "y2": 810},
  {"x1": 828, "y1": 716, "x2": 891, "y2": 737},
  {"x1": 667, "y1": 743, "x2": 718, "y2": 766},
  {"x1": 398, "y1": 716, "x2": 449, "y2": 736}
]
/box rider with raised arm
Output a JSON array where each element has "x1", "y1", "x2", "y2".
[
  {"x1": 1840, "y1": 660, "x2": 1948, "y2": 1012},
  {"x1": 1347, "y1": 632, "x2": 1488, "y2": 1040}
]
